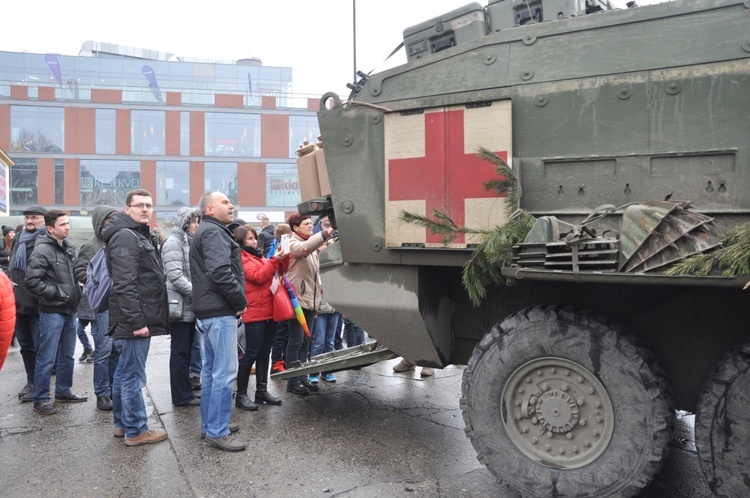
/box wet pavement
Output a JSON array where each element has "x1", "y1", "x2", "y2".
[{"x1": 0, "y1": 336, "x2": 713, "y2": 497}]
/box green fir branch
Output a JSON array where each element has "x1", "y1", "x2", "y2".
[
  {"x1": 399, "y1": 147, "x2": 534, "y2": 306},
  {"x1": 462, "y1": 211, "x2": 536, "y2": 306},
  {"x1": 477, "y1": 147, "x2": 520, "y2": 217},
  {"x1": 666, "y1": 222, "x2": 750, "y2": 277},
  {"x1": 399, "y1": 209, "x2": 472, "y2": 245},
  {"x1": 665, "y1": 254, "x2": 714, "y2": 277}
]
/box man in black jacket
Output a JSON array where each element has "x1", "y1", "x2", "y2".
[
  {"x1": 101, "y1": 189, "x2": 168, "y2": 447},
  {"x1": 26, "y1": 210, "x2": 85, "y2": 415},
  {"x1": 9, "y1": 204, "x2": 48, "y2": 402},
  {"x1": 191, "y1": 191, "x2": 247, "y2": 452},
  {"x1": 256, "y1": 215, "x2": 275, "y2": 254}
]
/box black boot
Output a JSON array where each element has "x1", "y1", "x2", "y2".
[
  {"x1": 300, "y1": 376, "x2": 320, "y2": 392},
  {"x1": 235, "y1": 365, "x2": 259, "y2": 411},
  {"x1": 254, "y1": 356, "x2": 281, "y2": 405},
  {"x1": 286, "y1": 378, "x2": 310, "y2": 396}
]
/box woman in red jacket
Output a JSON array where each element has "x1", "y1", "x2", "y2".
[{"x1": 233, "y1": 225, "x2": 288, "y2": 410}]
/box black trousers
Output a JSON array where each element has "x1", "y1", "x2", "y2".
[{"x1": 169, "y1": 321, "x2": 196, "y2": 404}]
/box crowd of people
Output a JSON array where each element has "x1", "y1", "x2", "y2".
[{"x1": 0, "y1": 189, "x2": 415, "y2": 453}]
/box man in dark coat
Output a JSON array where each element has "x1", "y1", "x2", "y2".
[
  {"x1": 101, "y1": 189, "x2": 168, "y2": 447},
  {"x1": 191, "y1": 191, "x2": 247, "y2": 452},
  {"x1": 26, "y1": 210, "x2": 85, "y2": 415},
  {"x1": 8, "y1": 204, "x2": 48, "y2": 402},
  {"x1": 256, "y1": 215, "x2": 275, "y2": 253}
]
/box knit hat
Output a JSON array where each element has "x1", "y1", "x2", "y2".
[{"x1": 1, "y1": 226, "x2": 13, "y2": 237}]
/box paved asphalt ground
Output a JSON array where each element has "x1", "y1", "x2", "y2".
[{"x1": 0, "y1": 336, "x2": 713, "y2": 497}]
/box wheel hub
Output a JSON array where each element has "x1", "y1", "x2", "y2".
[
  {"x1": 502, "y1": 357, "x2": 615, "y2": 469},
  {"x1": 536, "y1": 390, "x2": 579, "y2": 432}
]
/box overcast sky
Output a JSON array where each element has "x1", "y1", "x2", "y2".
[{"x1": 1, "y1": 0, "x2": 663, "y2": 97}]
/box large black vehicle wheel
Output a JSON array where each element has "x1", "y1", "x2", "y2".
[
  {"x1": 695, "y1": 339, "x2": 750, "y2": 497},
  {"x1": 461, "y1": 305, "x2": 673, "y2": 497}
]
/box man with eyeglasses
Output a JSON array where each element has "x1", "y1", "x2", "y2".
[
  {"x1": 101, "y1": 189, "x2": 169, "y2": 446},
  {"x1": 8, "y1": 205, "x2": 48, "y2": 402}
]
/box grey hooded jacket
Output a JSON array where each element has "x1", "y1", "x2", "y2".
[{"x1": 161, "y1": 206, "x2": 199, "y2": 323}]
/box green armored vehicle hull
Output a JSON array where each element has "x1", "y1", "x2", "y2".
[{"x1": 305, "y1": 1, "x2": 750, "y2": 495}]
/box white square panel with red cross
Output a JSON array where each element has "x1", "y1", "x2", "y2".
[{"x1": 384, "y1": 100, "x2": 513, "y2": 248}]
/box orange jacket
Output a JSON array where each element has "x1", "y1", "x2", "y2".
[{"x1": 0, "y1": 271, "x2": 17, "y2": 371}]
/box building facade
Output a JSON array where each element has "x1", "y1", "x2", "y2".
[{"x1": 0, "y1": 43, "x2": 321, "y2": 229}]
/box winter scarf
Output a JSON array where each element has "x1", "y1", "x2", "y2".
[
  {"x1": 241, "y1": 244, "x2": 263, "y2": 259},
  {"x1": 10, "y1": 229, "x2": 43, "y2": 271}
]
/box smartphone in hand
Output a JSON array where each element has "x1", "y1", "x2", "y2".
[{"x1": 281, "y1": 234, "x2": 290, "y2": 253}]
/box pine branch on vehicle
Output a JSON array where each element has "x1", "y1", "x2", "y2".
[
  {"x1": 463, "y1": 210, "x2": 536, "y2": 306},
  {"x1": 666, "y1": 222, "x2": 750, "y2": 278},
  {"x1": 399, "y1": 209, "x2": 474, "y2": 246},
  {"x1": 399, "y1": 147, "x2": 535, "y2": 306}
]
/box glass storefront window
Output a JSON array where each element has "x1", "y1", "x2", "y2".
[
  {"x1": 80, "y1": 159, "x2": 140, "y2": 207},
  {"x1": 10, "y1": 105, "x2": 64, "y2": 153},
  {"x1": 204, "y1": 162, "x2": 237, "y2": 205},
  {"x1": 289, "y1": 115, "x2": 320, "y2": 158},
  {"x1": 156, "y1": 161, "x2": 190, "y2": 207},
  {"x1": 0, "y1": 51, "x2": 295, "y2": 105},
  {"x1": 205, "y1": 112, "x2": 260, "y2": 157},
  {"x1": 131, "y1": 109, "x2": 165, "y2": 155},
  {"x1": 95, "y1": 109, "x2": 116, "y2": 154},
  {"x1": 266, "y1": 163, "x2": 300, "y2": 207},
  {"x1": 9, "y1": 157, "x2": 38, "y2": 206}
]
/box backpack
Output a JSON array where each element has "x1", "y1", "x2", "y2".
[
  {"x1": 86, "y1": 247, "x2": 111, "y2": 312},
  {"x1": 85, "y1": 228, "x2": 138, "y2": 313}
]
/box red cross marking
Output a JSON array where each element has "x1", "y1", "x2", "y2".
[{"x1": 388, "y1": 109, "x2": 508, "y2": 244}]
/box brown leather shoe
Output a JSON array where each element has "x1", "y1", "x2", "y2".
[{"x1": 124, "y1": 429, "x2": 168, "y2": 447}]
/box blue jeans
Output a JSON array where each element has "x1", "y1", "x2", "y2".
[
  {"x1": 170, "y1": 321, "x2": 197, "y2": 405},
  {"x1": 334, "y1": 316, "x2": 345, "y2": 351},
  {"x1": 92, "y1": 310, "x2": 118, "y2": 397},
  {"x1": 15, "y1": 313, "x2": 39, "y2": 385},
  {"x1": 197, "y1": 316, "x2": 238, "y2": 439},
  {"x1": 344, "y1": 317, "x2": 366, "y2": 347},
  {"x1": 34, "y1": 312, "x2": 76, "y2": 402},
  {"x1": 112, "y1": 338, "x2": 151, "y2": 439},
  {"x1": 285, "y1": 308, "x2": 314, "y2": 386},
  {"x1": 76, "y1": 318, "x2": 93, "y2": 352},
  {"x1": 311, "y1": 312, "x2": 340, "y2": 358},
  {"x1": 189, "y1": 327, "x2": 203, "y2": 379}
]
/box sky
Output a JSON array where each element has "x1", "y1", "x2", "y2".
[{"x1": 1, "y1": 0, "x2": 662, "y2": 98}]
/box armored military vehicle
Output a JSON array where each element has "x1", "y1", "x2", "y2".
[{"x1": 290, "y1": 1, "x2": 750, "y2": 495}]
